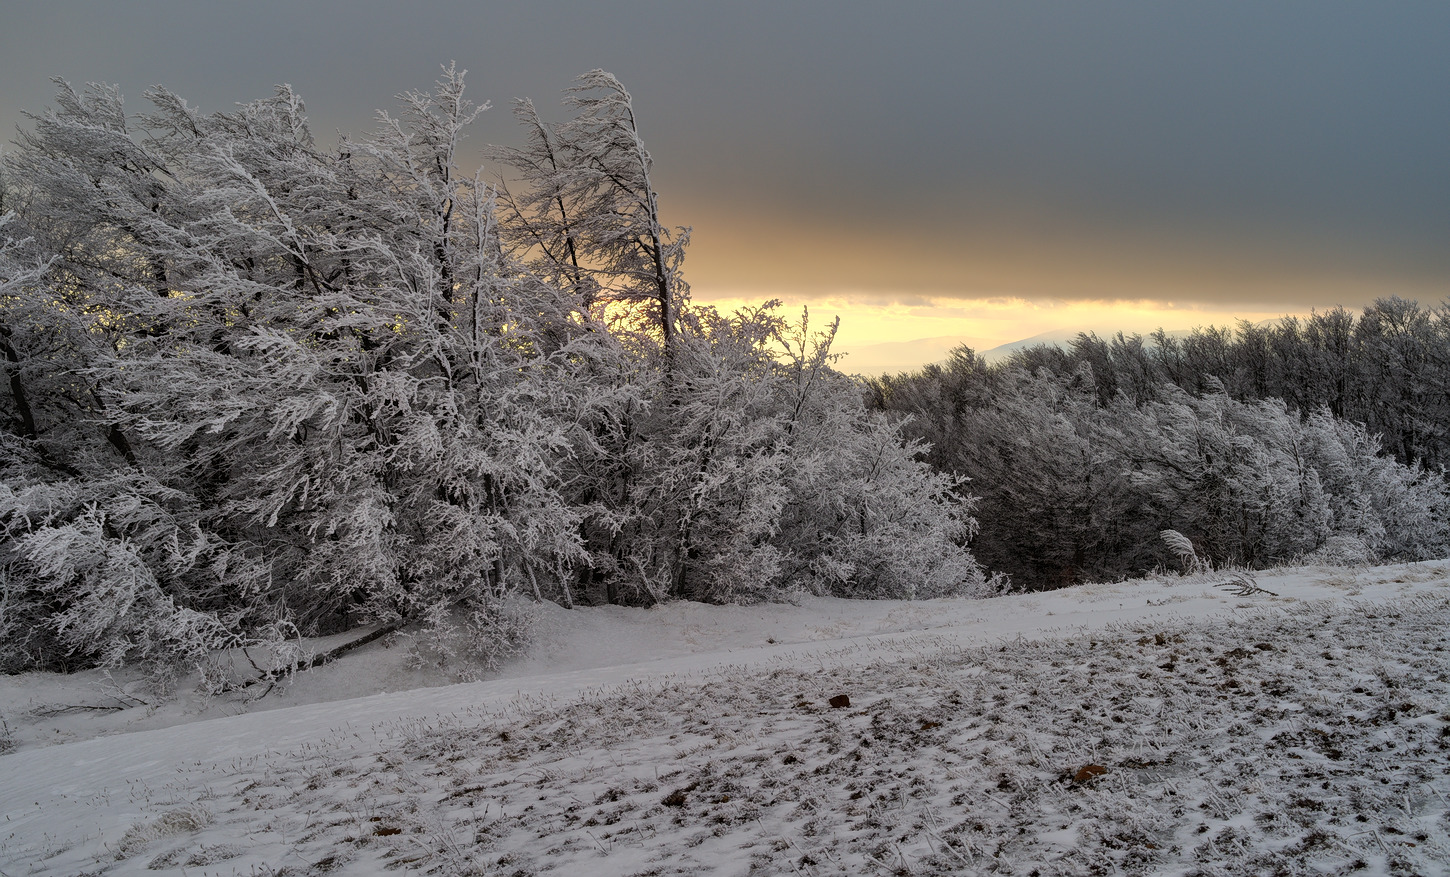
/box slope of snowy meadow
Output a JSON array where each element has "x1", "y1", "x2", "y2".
[{"x1": 2, "y1": 562, "x2": 1449, "y2": 876}]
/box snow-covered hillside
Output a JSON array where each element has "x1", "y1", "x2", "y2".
[{"x1": 3, "y1": 562, "x2": 1448, "y2": 875}]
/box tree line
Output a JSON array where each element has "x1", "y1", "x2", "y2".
[
  {"x1": 4, "y1": 67, "x2": 1443, "y2": 678},
  {"x1": 869, "y1": 304, "x2": 1450, "y2": 588},
  {"x1": 0, "y1": 69, "x2": 987, "y2": 675}
]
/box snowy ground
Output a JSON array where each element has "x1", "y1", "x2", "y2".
[{"x1": 2, "y1": 563, "x2": 1449, "y2": 876}]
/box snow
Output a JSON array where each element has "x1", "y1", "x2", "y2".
[{"x1": 2, "y1": 562, "x2": 1449, "y2": 875}]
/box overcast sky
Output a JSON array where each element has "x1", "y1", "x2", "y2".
[{"x1": 3, "y1": 1, "x2": 1446, "y2": 369}]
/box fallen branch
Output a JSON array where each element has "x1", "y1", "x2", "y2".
[
  {"x1": 28, "y1": 702, "x2": 128, "y2": 718},
  {"x1": 217, "y1": 621, "x2": 406, "y2": 695},
  {"x1": 1214, "y1": 571, "x2": 1277, "y2": 597}
]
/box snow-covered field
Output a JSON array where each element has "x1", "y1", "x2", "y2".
[{"x1": 3, "y1": 563, "x2": 1449, "y2": 876}]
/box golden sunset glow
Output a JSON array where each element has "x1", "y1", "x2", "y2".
[
  {"x1": 690, "y1": 290, "x2": 1300, "y2": 374},
  {"x1": 680, "y1": 208, "x2": 1440, "y2": 373}
]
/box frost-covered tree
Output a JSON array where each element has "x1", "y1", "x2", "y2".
[
  {"x1": 493, "y1": 70, "x2": 686, "y2": 351},
  {"x1": 1122, "y1": 389, "x2": 1335, "y2": 568},
  {"x1": 958, "y1": 298, "x2": 1450, "y2": 472},
  {"x1": 492, "y1": 70, "x2": 689, "y2": 603},
  {"x1": 874, "y1": 351, "x2": 1450, "y2": 586},
  {"x1": 2, "y1": 67, "x2": 996, "y2": 675},
  {"x1": 1, "y1": 201, "x2": 262, "y2": 673},
  {"x1": 1, "y1": 69, "x2": 607, "y2": 669},
  {"x1": 652, "y1": 306, "x2": 987, "y2": 602},
  {"x1": 0, "y1": 210, "x2": 54, "y2": 452},
  {"x1": 911, "y1": 365, "x2": 1149, "y2": 588},
  {"x1": 1299, "y1": 411, "x2": 1450, "y2": 563},
  {"x1": 491, "y1": 76, "x2": 985, "y2": 605},
  {"x1": 556, "y1": 300, "x2": 988, "y2": 605}
]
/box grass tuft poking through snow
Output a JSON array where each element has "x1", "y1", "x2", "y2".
[
  {"x1": 11, "y1": 593, "x2": 1442, "y2": 876},
  {"x1": 113, "y1": 804, "x2": 212, "y2": 860}
]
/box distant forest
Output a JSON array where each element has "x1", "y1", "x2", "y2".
[
  {"x1": 869, "y1": 299, "x2": 1450, "y2": 587},
  {"x1": 1, "y1": 69, "x2": 1445, "y2": 679}
]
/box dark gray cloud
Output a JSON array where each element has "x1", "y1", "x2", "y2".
[{"x1": 3, "y1": 1, "x2": 1446, "y2": 307}]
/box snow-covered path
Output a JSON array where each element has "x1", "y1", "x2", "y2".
[{"x1": 3, "y1": 562, "x2": 1448, "y2": 875}]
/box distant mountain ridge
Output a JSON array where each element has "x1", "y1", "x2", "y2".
[
  {"x1": 839, "y1": 334, "x2": 984, "y2": 375},
  {"x1": 978, "y1": 326, "x2": 1201, "y2": 363},
  {"x1": 844, "y1": 327, "x2": 1203, "y2": 376}
]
